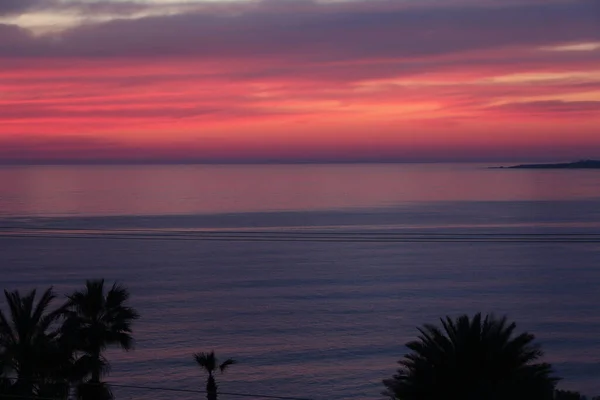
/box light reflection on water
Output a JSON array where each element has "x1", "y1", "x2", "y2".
[
  {"x1": 0, "y1": 164, "x2": 599, "y2": 399},
  {"x1": 1, "y1": 163, "x2": 599, "y2": 217}
]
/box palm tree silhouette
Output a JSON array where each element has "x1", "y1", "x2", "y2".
[
  {"x1": 0, "y1": 287, "x2": 68, "y2": 398},
  {"x1": 63, "y1": 279, "x2": 139, "y2": 399},
  {"x1": 193, "y1": 351, "x2": 236, "y2": 400},
  {"x1": 383, "y1": 313, "x2": 558, "y2": 400}
]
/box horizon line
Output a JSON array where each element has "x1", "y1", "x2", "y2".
[{"x1": 0, "y1": 158, "x2": 589, "y2": 166}]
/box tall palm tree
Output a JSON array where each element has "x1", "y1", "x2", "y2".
[
  {"x1": 383, "y1": 313, "x2": 558, "y2": 400},
  {"x1": 193, "y1": 351, "x2": 236, "y2": 400},
  {"x1": 63, "y1": 279, "x2": 139, "y2": 399},
  {"x1": 0, "y1": 287, "x2": 68, "y2": 397}
]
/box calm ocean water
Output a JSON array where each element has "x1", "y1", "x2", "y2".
[{"x1": 1, "y1": 163, "x2": 600, "y2": 399}]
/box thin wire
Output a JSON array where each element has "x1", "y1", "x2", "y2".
[
  {"x1": 2, "y1": 226, "x2": 600, "y2": 236},
  {"x1": 0, "y1": 232, "x2": 599, "y2": 243},
  {"x1": 0, "y1": 396, "x2": 60, "y2": 400},
  {"x1": 1, "y1": 377, "x2": 317, "y2": 400},
  {"x1": 108, "y1": 382, "x2": 316, "y2": 400},
  {"x1": 1, "y1": 225, "x2": 600, "y2": 243},
  {"x1": 0, "y1": 393, "x2": 63, "y2": 400}
]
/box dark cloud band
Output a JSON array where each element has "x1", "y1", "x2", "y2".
[{"x1": 1, "y1": 0, "x2": 599, "y2": 61}]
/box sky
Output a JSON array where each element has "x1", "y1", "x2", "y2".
[{"x1": 1, "y1": 0, "x2": 600, "y2": 163}]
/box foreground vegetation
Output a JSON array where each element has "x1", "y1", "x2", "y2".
[
  {"x1": 383, "y1": 313, "x2": 557, "y2": 399},
  {"x1": 383, "y1": 313, "x2": 598, "y2": 400},
  {"x1": 0, "y1": 280, "x2": 138, "y2": 400},
  {"x1": 0, "y1": 281, "x2": 597, "y2": 400},
  {"x1": 194, "y1": 351, "x2": 236, "y2": 400}
]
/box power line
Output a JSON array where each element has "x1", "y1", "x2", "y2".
[
  {"x1": 2, "y1": 225, "x2": 600, "y2": 235},
  {"x1": 2, "y1": 225, "x2": 600, "y2": 236},
  {"x1": 0, "y1": 230, "x2": 599, "y2": 243},
  {"x1": 0, "y1": 395, "x2": 62, "y2": 400},
  {"x1": 0, "y1": 378, "x2": 317, "y2": 400},
  {"x1": 108, "y1": 382, "x2": 316, "y2": 400}
]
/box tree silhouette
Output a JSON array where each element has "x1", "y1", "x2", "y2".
[
  {"x1": 0, "y1": 287, "x2": 68, "y2": 398},
  {"x1": 383, "y1": 313, "x2": 558, "y2": 400},
  {"x1": 63, "y1": 279, "x2": 139, "y2": 399},
  {"x1": 555, "y1": 389, "x2": 586, "y2": 400},
  {"x1": 193, "y1": 351, "x2": 236, "y2": 400}
]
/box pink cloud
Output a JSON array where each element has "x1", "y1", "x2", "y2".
[
  {"x1": 486, "y1": 100, "x2": 600, "y2": 115},
  {"x1": 1, "y1": 0, "x2": 600, "y2": 163}
]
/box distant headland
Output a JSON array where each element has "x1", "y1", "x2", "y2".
[{"x1": 493, "y1": 160, "x2": 600, "y2": 169}]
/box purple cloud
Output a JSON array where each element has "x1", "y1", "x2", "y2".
[
  {"x1": 0, "y1": 0, "x2": 38, "y2": 16},
  {"x1": 1, "y1": 0, "x2": 599, "y2": 62}
]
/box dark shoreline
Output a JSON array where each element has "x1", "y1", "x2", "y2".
[{"x1": 492, "y1": 160, "x2": 600, "y2": 169}]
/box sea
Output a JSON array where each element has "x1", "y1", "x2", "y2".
[{"x1": 0, "y1": 163, "x2": 599, "y2": 400}]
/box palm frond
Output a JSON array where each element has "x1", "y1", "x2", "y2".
[
  {"x1": 383, "y1": 313, "x2": 558, "y2": 400},
  {"x1": 105, "y1": 283, "x2": 130, "y2": 310},
  {"x1": 193, "y1": 351, "x2": 217, "y2": 374},
  {"x1": 0, "y1": 308, "x2": 16, "y2": 346},
  {"x1": 219, "y1": 358, "x2": 236, "y2": 373},
  {"x1": 32, "y1": 288, "x2": 56, "y2": 327},
  {"x1": 72, "y1": 354, "x2": 112, "y2": 381},
  {"x1": 63, "y1": 279, "x2": 139, "y2": 385},
  {"x1": 0, "y1": 286, "x2": 65, "y2": 394}
]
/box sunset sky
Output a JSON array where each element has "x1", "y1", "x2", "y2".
[{"x1": 1, "y1": 0, "x2": 600, "y2": 163}]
